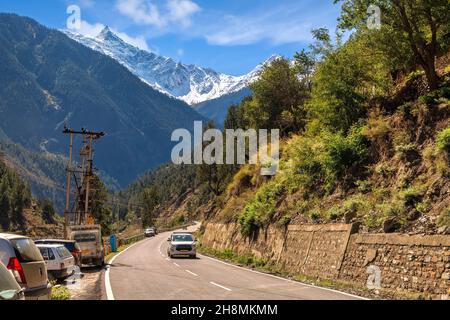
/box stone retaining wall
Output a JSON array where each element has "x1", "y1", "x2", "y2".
[{"x1": 202, "y1": 222, "x2": 450, "y2": 298}]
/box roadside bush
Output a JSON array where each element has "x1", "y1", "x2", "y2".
[
  {"x1": 436, "y1": 127, "x2": 450, "y2": 156},
  {"x1": 322, "y1": 126, "x2": 369, "y2": 189},
  {"x1": 395, "y1": 143, "x2": 420, "y2": 163},
  {"x1": 400, "y1": 187, "x2": 423, "y2": 208},
  {"x1": 437, "y1": 209, "x2": 450, "y2": 227},
  {"x1": 50, "y1": 284, "x2": 70, "y2": 300},
  {"x1": 239, "y1": 182, "x2": 286, "y2": 235}
]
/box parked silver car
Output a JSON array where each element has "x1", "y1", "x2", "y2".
[
  {"x1": 167, "y1": 232, "x2": 196, "y2": 259},
  {"x1": 0, "y1": 233, "x2": 51, "y2": 300},
  {"x1": 0, "y1": 261, "x2": 24, "y2": 300}
]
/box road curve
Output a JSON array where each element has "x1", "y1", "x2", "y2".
[{"x1": 105, "y1": 225, "x2": 363, "y2": 300}]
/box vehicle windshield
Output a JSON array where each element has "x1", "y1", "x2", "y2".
[
  {"x1": 10, "y1": 238, "x2": 43, "y2": 263},
  {"x1": 56, "y1": 247, "x2": 72, "y2": 259},
  {"x1": 74, "y1": 233, "x2": 97, "y2": 243},
  {"x1": 171, "y1": 234, "x2": 193, "y2": 242}
]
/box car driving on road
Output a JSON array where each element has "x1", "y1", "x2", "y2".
[
  {"x1": 0, "y1": 233, "x2": 51, "y2": 300},
  {"x1": 36, "y1": 244, "x2": 75, "y2": 280},
  {"x1": 167, "y1": 232, "x2": 196, "y2": 259},
  {"x1": 145, "y1": 228, "x2": 156, "y2": 237}
]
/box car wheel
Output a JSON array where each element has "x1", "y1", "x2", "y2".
[{"x1": 190, "y1": 254, "x2": 197, "y2": 259}]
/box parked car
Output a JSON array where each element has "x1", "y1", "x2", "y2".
[
  {"x1": 145, "y1": 228, "x2": 156, "y2": 237},
  {"x1": 34, "y1": 239, "x2": 82, "y2": 267},
  {"x1": 167, "y1": 232, "x2": 196, "y2": 259},
  {"x1": 67, "y1": 225, "x2": 104, "y2": 267},
  {"x1": 0, "y1": 261, "x2": 24, "y2": 300},
  {"x1": 36, "y1": 244, "x2": 75, "y2": 280},
  {"x1": 0, "y1": 233, "x2": 51, "y2": 300}
]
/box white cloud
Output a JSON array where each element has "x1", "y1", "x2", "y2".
[
  {"x1": 198, "y1": 1, "x2": 339, "y2": 46},
  {"x1": 116, "y1": 0, "x2": 200, "y2": 28},
  {"x1": 114, "y1": 30, "x2": 150, "y2": 51},
  {"x1": 77, "y1": 0, "x2": 95, "y2": 8},
  {"x1": 116, "y1": 0, "x2": 165, "y2": 27},
  {"x1": 166, "y1": 0, "x2": 200, "y2": 27},
  {"x1": 78, "y1": 20, "x2": 105, "y2": 37}
]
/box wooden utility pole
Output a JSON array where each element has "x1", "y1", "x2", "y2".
[
  {"x1": 63, "y1": 132, "x2": 74, "y2": 238},
  {"x1": 63, "y1": 126, "x2": 105, "y2": 237}
]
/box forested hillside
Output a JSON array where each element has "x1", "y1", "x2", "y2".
[
  {"x1": 125, "y1": 0, "x2": 450, "y2": 236},
  {"x1": 0, "y1": 157, "x2": 62, "y2": 236}
]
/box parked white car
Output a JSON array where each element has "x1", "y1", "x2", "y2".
[
  {"x1": 36, "y1": 244, "x2": 75, "y2": 280},
  {"x1": 0, "y1": 233, "x2": 51, "y2": 300}
]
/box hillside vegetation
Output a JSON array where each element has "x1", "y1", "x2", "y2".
[
  {"x1": 0, "y1": 158, "x2": 62, "y2": 237},
  {"x1": 124, "y1": 0, "x2": 450, "y2": 236}
]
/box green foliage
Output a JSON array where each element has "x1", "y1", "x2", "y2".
[
  {"x1": 400, "y1": 187, "x2": 423, "y2": 208},
  {"x1": 50, "y1": 284, "x2": 70, "y2": 300},
  {"x1": 227, "y1": 58, "x2": 308, "y2": 136},
  {"x1": 336, "y1": 0, "x2": 450, "y2": 90},
  {"x1": 395, "y1": 143, "x2": 420, "y2": 164},
  {"x1": 140, "y1": 186, "x2": 159, "y2": 228},
  {"x1": 166, "y1": 214, "x2": 186, "y2": 228},
  {"x1": 307, "y1": 31, "x2": 391, "y2": 133},
  {"x1": 239, "y1": 182, "x2": 285, "y2": 235},
  {"x1": 39, "y1": 198, "x2": 56, "y2": 224},
  {"x1": 288, "y1": 125, "x2": 369, "y2": 193},
  {"x1": 199, "y1": 247, "x2": 268, "y2": 270},
  {"x1": 437, "y1": 209, "x2": 450, "y2": 227},
  {"x1": 90, "y1": 175, "x2": 113, "y2": 235},
  {"x1": 0, "y1": 161, "x2": 32, "y2": 230},
  {"x1": 436, "y1": 127, "x2": 450, "y2": 155}
]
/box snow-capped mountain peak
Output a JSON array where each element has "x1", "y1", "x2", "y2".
[{"x1": 64, "y1": 27, "x2": 280, "y2": 105}]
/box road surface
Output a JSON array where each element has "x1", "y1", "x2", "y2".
[{"x1": 105, "y1": 225, "x2": 363, "y2": 300}]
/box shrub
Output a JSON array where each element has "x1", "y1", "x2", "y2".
[
  {"x1": 395, "y1": 143, "x2": 420, "y2": 163},
  {"x1": 321, "y1": 126, "x2": 369, "y2": 190},
  {"x1": 239, "y1": 182, "x2": 286, "y2": 235},
  {"x1": 415, "y1": 201, "x2": 431, "y2": 214},
  {"x1": 327, "y1": 207, "x2": 343, "y2": 221},
  {"x1": 436, "y1": 127, "x2": 450, "y2": 155},
  {"x1": 418, "y1": 93, "x2": 438, "y2": 106},
  {"x1": 400, "y1": 187, "x2": 423, "y2": 207},
  {"x1": 51, "y1": 284, "x2": 70, "y2": 300},
  {"x1": 309, "y1": 211, "x2": 321, "y2": 221},
  {"x1": 437, "y1": 209, "x2": 450, "y2": 227}
]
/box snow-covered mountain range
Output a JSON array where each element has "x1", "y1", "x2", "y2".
[{"x1": 64, "y1": 27, "x2": 279, "y2": 105}]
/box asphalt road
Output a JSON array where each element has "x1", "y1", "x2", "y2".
[{"x1": 105, "y1": 225, "x2": 363, "y2": 300}]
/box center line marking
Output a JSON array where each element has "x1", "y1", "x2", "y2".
[
  {"x1": 185, "y1": 270, "x2": 198, "y2": 276},
  {"x1": 210, "y1": 282, "x2": 232, "y2": 292}
]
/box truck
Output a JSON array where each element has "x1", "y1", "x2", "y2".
[{"x1": 66, "y1": 225, "x2": 104, "y2": 267}]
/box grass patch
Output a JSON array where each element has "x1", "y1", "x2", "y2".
[
  {"x1": 50, "y1": 283, "x2": 71, "y2": 300},
  {"x1": 198, "y1": 246, "x2": 269, "y2": 270}
]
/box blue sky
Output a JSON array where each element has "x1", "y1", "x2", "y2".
[{"x1": 0, "y1": 0, "x2": 342, "y2": 75}]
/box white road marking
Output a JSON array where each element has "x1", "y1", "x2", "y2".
[
  {"x1": 210, "y1": 282, "x2": 232, "y2": 292},
  {"x1": 173, "y1": 263, "x2": 180, "y2": 267},
  {"x1": 105, "y1": 238, "x2": 150, "y2": 300},
  {"x1": 199, "y1": 254, "x2": 368, "y2": 300},
  {"x1": 185, "y1": 270, "x2": 199, "y2": 277}
]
